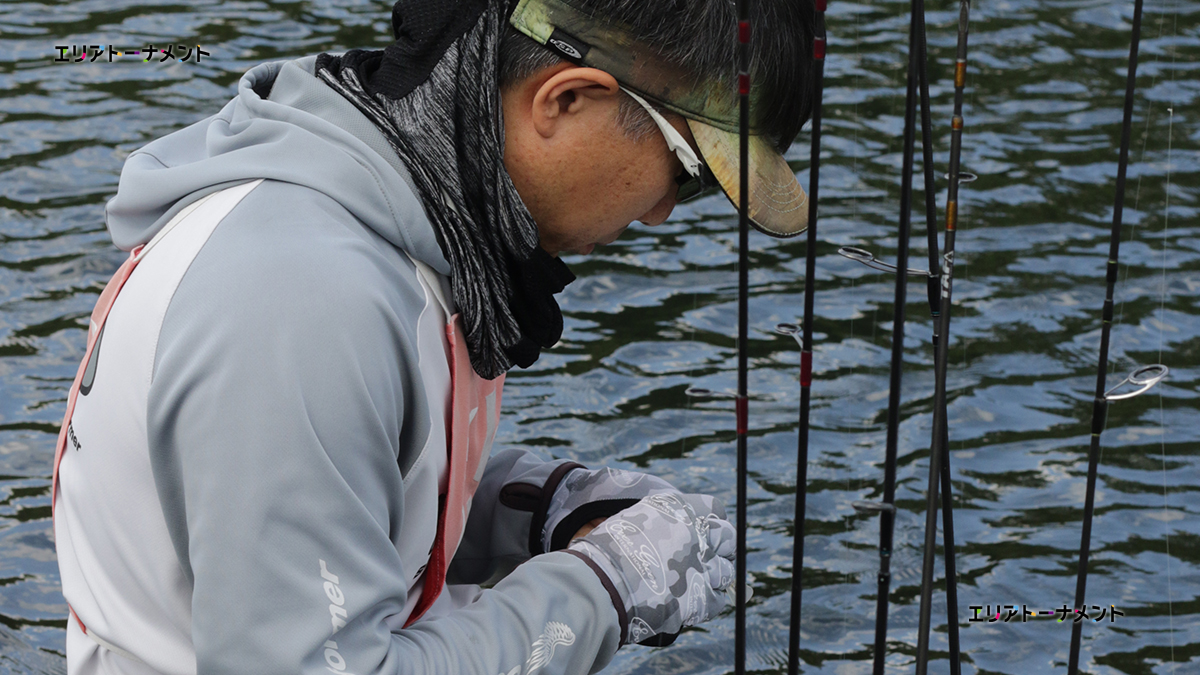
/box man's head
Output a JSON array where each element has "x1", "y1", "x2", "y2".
[{"x1": 497, "y1": 0, "x2": 816, "y2": 255}]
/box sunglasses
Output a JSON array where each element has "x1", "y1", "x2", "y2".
[{"x1": 621, "y1": 87, "x2": 720, "y2": 203}]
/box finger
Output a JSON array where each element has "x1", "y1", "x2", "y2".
[
  {"x1": 707, "y1": 515, "x2": 736, "y2": 560},
  {"x1": 641, "y1": 492, "x2": 698, "y2": 524},
  {"x1": 680, "y1": 493, "x2": 727, "y2": 521},
  {"x1": 677, "y1": 493, "x2": 713, "y2": 518},
  {"x1": 723, "y1": 580, "x2": 753, "y2": 608},
  {"x1": 598, "y1": 469, "x2": 677, "y2": 499},
  {"x1": 705, "y1": 553, "x2": 735, "y2": 592},
  {"x1": 706, "y1": 495, "x2": 728, "y2": 521},
  {"x1": 700, "y1": 583, "x2": 731, "y2": 623},
  {"x1": 573, "y1": 517, "x2": 606, "y2": 540}
]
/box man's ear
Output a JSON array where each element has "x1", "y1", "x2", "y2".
[{"x1": 531, "y1": 67, "x2": 620, "y2": 138}]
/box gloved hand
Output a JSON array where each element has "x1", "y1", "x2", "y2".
[
  {"x1": 541, "y1": 467, "x2": 680, "y2": 553},
  {"x1": 565, "y1": 492, "x2": 736, "y2": 646}
]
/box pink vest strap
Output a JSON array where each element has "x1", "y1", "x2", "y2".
[
  {"x1": 52, "y1": 245, "x2": 148, "y2": 637},
  {"x1": 404, "y1": 314, "x2": 503, "y2": 626},
  {"x1": 51, "y1": 245, "x2": 145, "y2": 520}
]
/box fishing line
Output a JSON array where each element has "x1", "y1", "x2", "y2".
[
  {"x1": 843, "y1": 2, "x2": 862, "y2": 596},
  {"x1": 1111, "y1": 6, "x2": 1177, "y2": 665},
  {"x1": 1118, "y1": 0, "x2": 1172, "y2": 332},
  {"x1": 1124, "y1": 5, "x2": 1180, "y2": 666},
  {"x1": 1158, "y1": 100, "x2": 1176, "y2": 673},
  {"x1": 1160, "y1": 5, "x2": 1179, "y2": 663}
]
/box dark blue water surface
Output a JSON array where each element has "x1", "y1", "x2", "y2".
[{"x1": 1, "y1": 0, "x2": 1197, "y2": 672}]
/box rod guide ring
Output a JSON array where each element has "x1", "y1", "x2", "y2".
[
  {"x1": 838, "y1": 246, "x2": 932, "y2": 277},
  {"x1": 1104, "y1": 364, "x2": 1169, "y2": 402},
  {"x1": 852, "y1": 500, "x2": 897, "y2": 515},
  {"x1": 943, "y1": 171, "x2": 978, "y2": 184}
]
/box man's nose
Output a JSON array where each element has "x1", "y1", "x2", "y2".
[{"x1": 638, "y1": 193, "x2": 678, "y2": 227}]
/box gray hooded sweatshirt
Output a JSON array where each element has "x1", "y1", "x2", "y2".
[{"x1": 52, "y1": 55, "x2": 621, "y2": 675}]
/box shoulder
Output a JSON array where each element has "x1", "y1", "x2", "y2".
[
  {"x1": 155, "y1": 180, "x2": 430, "y2": 365},
  {"x1": 145, "y1": 179, "x2": 440, "y2": 451}
]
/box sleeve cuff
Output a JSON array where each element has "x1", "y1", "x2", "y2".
[
  {"x1": 525, "y1": 461, "x2": 584, "y2": 556},
  {"x1": 562, "y1": 548, "x2": 629, "y2": 646}
]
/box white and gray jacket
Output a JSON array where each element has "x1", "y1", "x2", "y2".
[{"x1": 52, "y1": 55, "x2": 620, "y2": 675}]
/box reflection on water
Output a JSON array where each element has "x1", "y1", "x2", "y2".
[{"x1": 1, "y1": 0, "x2": 1197, "y2": 673}]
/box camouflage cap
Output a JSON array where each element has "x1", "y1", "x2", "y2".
[{"x1": 508, "y1": 0, "x2": 808, "y2": 237}]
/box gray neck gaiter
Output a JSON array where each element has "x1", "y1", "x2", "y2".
[{"x1": 315, "y1": 0, "x2": 575, "y2": 380}]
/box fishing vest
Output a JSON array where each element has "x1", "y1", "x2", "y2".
[{"x1": 52, "y1": 179, "x2": 503, "y2": 667}]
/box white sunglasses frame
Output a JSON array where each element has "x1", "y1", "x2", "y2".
[{"x1": 620, "y1": 87, "x2": 704, "y2": 178}]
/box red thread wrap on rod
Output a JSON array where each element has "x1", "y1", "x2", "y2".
[
  {"x1": 736, "y1": 396, "x2": 748, "y2": 435},
  {"x1": 800, "y1": 351, "x2": 813, "y2": 387}
]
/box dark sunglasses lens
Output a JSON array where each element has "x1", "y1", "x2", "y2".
[
  {"x1": 675, "y1": 166, "x2": 718, "y2": 203},
  {"x1": 676, "y1": 176, "x2": 703, "y2": 203}
]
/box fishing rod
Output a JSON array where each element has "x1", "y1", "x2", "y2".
[
  {"x1": 835, "y1": 2, "x2": 972, "y2": 669},
  {"x1": 861, "y1": 0, "x2": 923, "y2": 671},
  {"x1": 734, "y1": 0, "x2": 750, "y2": 672},
  {"x1": 922, "y1": 0, "x2": 968, "y2": 665},
  {"x1": 782, "y1": 1, "x2": 827, "y2": 673},
  {"x1": 1067, "y1": 0, "x2": 1169, "y2": 671},
  {"x1": 913, "y1": 2, "x2": 973, "y2": 673}
]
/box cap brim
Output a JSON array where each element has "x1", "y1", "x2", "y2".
[{"x1": 687, "y1": 120, "x2": 808, "y2": 238}]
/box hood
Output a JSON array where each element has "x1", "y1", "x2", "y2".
[{"x1": 104, "y1": 55, "x2": 450, "y2": 275}]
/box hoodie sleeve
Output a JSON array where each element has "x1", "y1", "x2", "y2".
[{"x1": 145, "y1": 185, "x2": 621, "y2": 675}]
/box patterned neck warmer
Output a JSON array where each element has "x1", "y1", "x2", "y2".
[{"x1": 315, "y1": 0, "x2": 575, "y2": 380}]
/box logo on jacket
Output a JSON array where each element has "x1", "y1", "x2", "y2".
[
  {"x1": 525, "y1": 621, "x2": 575, "y2": 674},
  {"x1": 67, "y1": 422, "x2": 82, "y2": 452}
]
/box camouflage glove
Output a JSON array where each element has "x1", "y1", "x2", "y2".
[
  {"x1": 565, "y1": 492, "x2": 736, "y2": 646},
  {"x1": 541, "y1": 467, "x2": 679, "y2": 552}
]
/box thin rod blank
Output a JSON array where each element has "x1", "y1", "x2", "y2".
[
  {"x1": 1068, "y1": 1, "x2": 1144, "y2": 671},
  {"x1": 786, "y1": 3, "x2": 826, "y2": 674},
  {"x1": 734, "y1": 1, "x2": 751, "y2": 673},
  {"x1": 914, "y1": 2, "x2": 972, "y2": 673},
  {"x1": 915, "y1": 0, "x2": 941, "y2": 318},
  {"x1": 869, "y1": 0, "x2": 922, "y2": 670},
  {"x1": 913, "y1": 12, "x2": 963, "y2": 667}
]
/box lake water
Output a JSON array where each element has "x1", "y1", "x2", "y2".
[{"x1": 0, "y1": 0, "x2": 1196, "y2": 672}]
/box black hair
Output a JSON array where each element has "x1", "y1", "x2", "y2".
[{"x1": 498, "y1": 0, "x2": 816, "y2": 150}]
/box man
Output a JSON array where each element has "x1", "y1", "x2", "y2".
[{"x1": 52, "y1": 0, "x2": 814, "y2": 672}]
